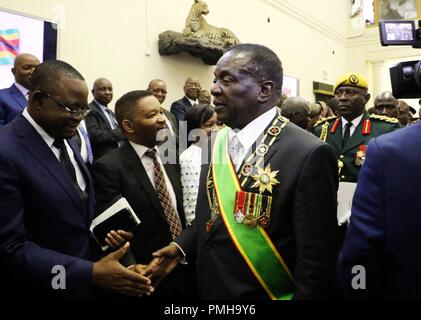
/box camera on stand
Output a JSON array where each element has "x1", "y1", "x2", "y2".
[{"x1": 379, "y1": 20, "x2": 421, "y2": 98}]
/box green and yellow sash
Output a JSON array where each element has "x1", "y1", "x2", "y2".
[{"x1": 212, "y1": 127, "x2": 294, "y2": 300}]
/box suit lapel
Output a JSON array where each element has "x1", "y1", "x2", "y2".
[
  {"x1": 14, "y1": 116, "x2": 82, "y2": 211},
  {"x1": 123, "y1": 144, "x2": 163, "y2": 214},
  {"x1": 10, "y1": 84, "x2": 27, "y2": 109},
  {"x1": 91, "y1": 101, "x2": 112, "y2": 129},
  {"x1": 329, "y1": 122, "x2": 342, "y2": 154}
]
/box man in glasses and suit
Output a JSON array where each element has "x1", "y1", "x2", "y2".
[{"x1": 0, "y1": 60, "x2": 153, "y2": 299}]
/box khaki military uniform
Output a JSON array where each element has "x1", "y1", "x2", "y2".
[{"x1": 313, "y1": 112, "x2": 400, "y2": 182}]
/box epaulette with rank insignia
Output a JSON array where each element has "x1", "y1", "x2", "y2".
[
  {"x1": 313, "y1": 115, "x2": 337, "y2": 127},
  {"x1": 369, "y1": 114, "x2": 400, "y2": 124}
]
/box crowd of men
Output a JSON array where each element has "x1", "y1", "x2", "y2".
[{"x1": 0, "y1": 45, "x2": 420, "y2": 300}]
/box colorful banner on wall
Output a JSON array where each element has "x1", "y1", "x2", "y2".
[{"x1": 0, "y1": 28, "x2": 20, "y2": 65}]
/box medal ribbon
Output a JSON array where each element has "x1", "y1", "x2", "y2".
[{"x1": 212, "y1": 127, "x2": 294, "y2": 300}]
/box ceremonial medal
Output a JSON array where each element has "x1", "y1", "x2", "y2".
[
  {"x1": 256, "y1": 144, "x2": 269, "y2": 157},
  {"x1": 268, "y1": 126, "x2": 281, "y2": 136},
  {"x1": 243, "y1": 214, "x2": 258, "y2": 228},
  {"x1": 258, "y1": 215, "x2": 269, "y2": 227},
  {"x1": 241, "y1": 163, "x2": 254, "y2": 177},
  {"x1": 251, "y1": 164, "x2": 280, "y2": 194},
  {"x1": 355, "y1": 145, "x2": 366, "y2": 166}
]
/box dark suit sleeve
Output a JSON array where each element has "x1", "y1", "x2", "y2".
[
  {"x1": 293, "y1": 143, "x2": 339, "y2": 299},
  {"x1": 0, "y1": 150, "x2": 93, "y2": 297},
  {"x1": 0, "y1": 97, "x2": 6, "y2": 127},
  {"x1": 337, "y1": 138, "x2": 386, "y2": 298},
  {"x1": 91, "y1": 159, "x2": 122, "y2": 214},
  {"x1": 170, "y1": 101, "x2": 186, "y2": 123},
  {"x1": 85, "y1": 110, "x2": 125, "y2": 146}
]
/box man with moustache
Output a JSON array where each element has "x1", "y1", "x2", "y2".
[
  {"x1": 170, "y1": 77, "x2": 201, "y2": 123},
  {"x1": 85, "y1": 78, "x2": 125, "y2": 161},
  {"x1": 141, "y1": 44, "x2": 339, "y2": 300},
  {"x1": 91, "y1": 90, "x2": 194, "y2": 299},
  {"x1": 0, "y1": 60, "x2": 153, "y2": 299},
  {"x1": 0, "y1": 53, "x2": 40, "y2": 127}
]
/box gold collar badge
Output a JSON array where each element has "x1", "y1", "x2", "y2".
[{"x1": 251, "y1": 164, "x2": 280, "y2": 194}]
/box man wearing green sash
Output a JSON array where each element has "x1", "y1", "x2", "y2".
[{"x1": 139, "y1": 44, "x2": 339, "y2": 299}]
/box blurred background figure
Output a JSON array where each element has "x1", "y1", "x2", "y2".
[
  {"x1": 198, "y1": 89, "x2": 212, "y2": 105},
  {"x1": 308, "y1": 102, "x2": 323, "y2": 128},
  {"x1": 317, "y1": 100, "x2": 334, "y2": 119},
  {"x1": 170, "y1": 77, "x2": 201, "y2": 123},
  {"x1": 398, "y1": 100, "x2": 415, "y2": 126},
  {"x1": 373, "y1": 91, "x2": 399, "y2": 119},
  {"x1": 180, "y1": 104, "x2": 218, "y2": 225},
  {"x1": 280, "y1": 97, "x2": 311, "y2": 130},
  {"x1": 0, "y1": 53, "x2": 40, "y2": 127}
]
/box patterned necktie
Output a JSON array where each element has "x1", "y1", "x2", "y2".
[
  {"x1": 342, "y1": 122, "x2": 352, "y2": 149},
  {"x1": 145, "y1": 149, "x2": 182, "y2": 239},
  {"x1": 53, "y1": 138, "x2": 88, "y2": 200}
]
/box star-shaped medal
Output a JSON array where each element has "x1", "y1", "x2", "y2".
[{"x1": 251, "y1": 164, "x2": 280, "y2": 194}]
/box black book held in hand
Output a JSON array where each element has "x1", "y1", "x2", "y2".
[{"x1": 90, "y1": 196, "x2": 141, "y2": 251}]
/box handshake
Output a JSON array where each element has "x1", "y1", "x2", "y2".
[{"x1": 91, "y1": 230, "x2": 182, "y2": 297}]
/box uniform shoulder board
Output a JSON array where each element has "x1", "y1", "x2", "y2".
[
  {"x1": 314, "y1": 116, "x2": 337, "y2": 127},
  {"x1": 277, "y1": 115, "x2": 290, "y2": 123},
  {"x1": 369, "y1": 114, "x2": 400, "y2": 124}
]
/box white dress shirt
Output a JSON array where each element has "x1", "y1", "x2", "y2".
[
  {"x1": 129, "y1": 141, "x2": 179, "y2": 216},
  {"x1": 341, "y1": 114, "x2": 364, "y2": 137},
  {"x1": 228, "y1": 107, "x2": 277, "y2": 171},
  {"x1": 22, "y1": 109, "x2": 87, "y2": 191},
  {"x1": 180, "y1": 144, "x2": 202, "y2": 225}
]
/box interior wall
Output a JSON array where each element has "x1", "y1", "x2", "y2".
[{"x1": 0, "y1": 0, "x2": 349, "y2": 109}]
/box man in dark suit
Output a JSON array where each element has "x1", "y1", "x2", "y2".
[
  {"x1": 0, "y1": 53, "x2": 40, "y2": 127},
  {"x1": 144, "y1": 44, "x2": 339, "y2": 299},
  {"x1": 170, "y1": 77, "x2": 201, "y2": 123},
  {"x1": 85, "y1": 78, "x2": 125, "y2": 161},
  {"x1": 338, "y1": 122, "x2": 421, "y2": 299},
  {"x1": 91, "y1": 90, "x2": 194, "y2": 299},
  {"x1": 0, "y1": 60, "x2": 153, "y2": 299},
  {"x1": 148, "y1": 79, "x2": 178, "y2": 136}
]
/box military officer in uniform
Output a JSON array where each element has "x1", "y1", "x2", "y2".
[{"x1": 313, "y1": 72, "x2": 400, "y2": 183}]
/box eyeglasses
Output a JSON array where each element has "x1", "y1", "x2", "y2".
[{"x1": 41, "y1": 91, "x2": 90, "y2": 118}]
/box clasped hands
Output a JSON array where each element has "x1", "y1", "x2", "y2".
[{"x1": 93, "y1": 230, "x2": 181, "y2": 297}]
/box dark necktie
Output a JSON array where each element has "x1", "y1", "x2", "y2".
[
  {"x1": 145, "y1": 149, "x2": 182, "y2": 239},
  {"x1": 342, "y1": 122, "x2": 352, "y2": 149},
  {"x1": 53, "y1": 138, "x2": 88, "y2": 200}
]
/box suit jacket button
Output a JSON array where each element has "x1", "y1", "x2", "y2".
[
  {"x1": 341, "y1": 175, "x2": 345, "y2": 179},
  {"x1": 339, "y1": 155, "x2": 344, "y2": 159}
]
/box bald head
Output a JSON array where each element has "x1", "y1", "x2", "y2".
[
  {"x1": 12, "y1": 53, "x2": 40, "y2": 89},
  {"x1": 374, "y1": 91, "x2": 399, "y2": 118},
  {"x1": 92, "y1": 77, "x2": 113, "y2": 106},
  {"x1": 148, "y1": 79, "x2": 167, "y2": 104},
  {"x1": 281, "y1": 97, "x2": 310, "y2": 130},
  {"x1": 184, "y1": 77, "x2": 201, "y2": 100}
]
